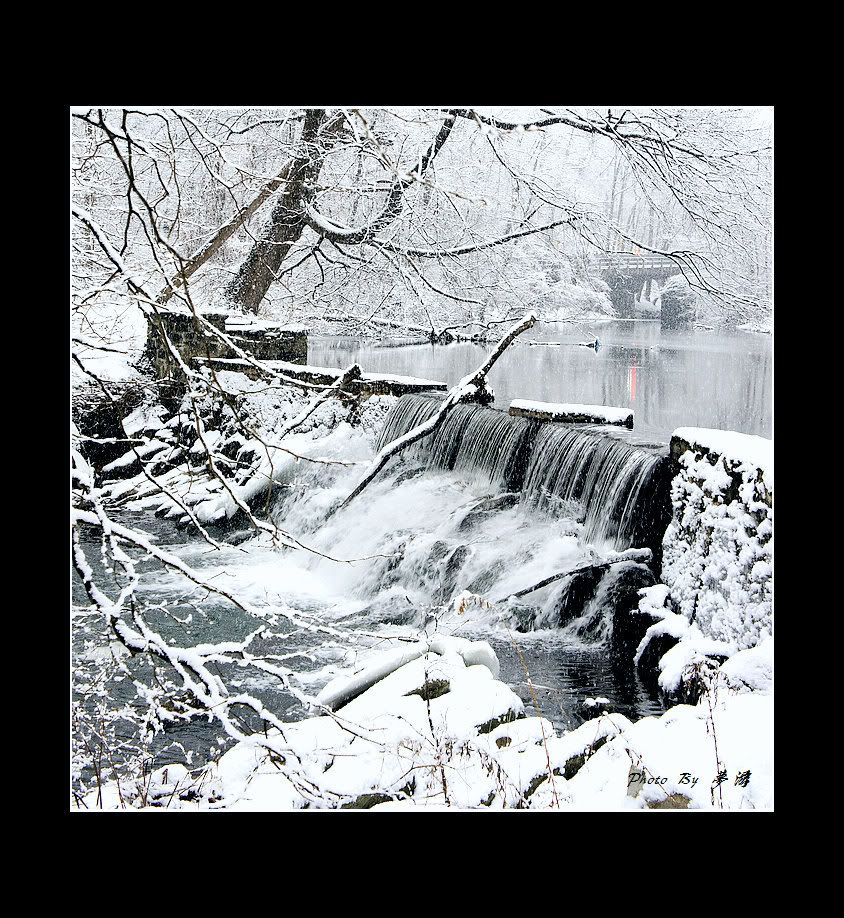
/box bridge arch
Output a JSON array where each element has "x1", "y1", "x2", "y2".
[{"x1": 597, "y1": 253, "x2": 677, "y2": 317}]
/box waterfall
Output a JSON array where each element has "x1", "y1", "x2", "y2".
[
  {"x1": 520, "y1": 424, "x2": 665, "y2": 548},
  {"x1": 377, "y1": 393, "x2": 442, "y2": 452},
  {"x1": 378, "y1": 394, "x2": 671, "y2": 551},
  {"x1": 377, "y1": 394, "x2": 536, "y2": 491}
]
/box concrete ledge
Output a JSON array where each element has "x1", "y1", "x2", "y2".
[
  {"x1": 670, "y1": 427, "x2": 772, "y2": 485},
  {"x1": 670, "y1": 427, "x2": 772, "y2": 509},
  {"x1": 196, "y1": 357, "x2": 448, "y2": 398},
  {"x1": 509, "y1": 399, "x2": 634, "y2": 429}
]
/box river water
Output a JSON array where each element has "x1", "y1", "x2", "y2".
[
  {"x1": 309, "y1": 321, "x2": 773, "y2": 442},
  {"x1": 72, "y1": 323, "x2": 772, "y2": 795}
]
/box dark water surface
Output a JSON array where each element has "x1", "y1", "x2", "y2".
[{"x1": 309, "y1": 322, "x2": 772, "y2": 443}]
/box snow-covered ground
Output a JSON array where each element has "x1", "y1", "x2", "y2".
[{"x1": 79, "y1": 633, "x2": 772, "y2": 810}]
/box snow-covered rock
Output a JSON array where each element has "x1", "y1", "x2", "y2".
[{"x1": 719, "y1": 639, "x2": 773, "y2": 695}]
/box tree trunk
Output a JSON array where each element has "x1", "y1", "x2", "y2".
[
  {"x1": 223, "y1": 109, "x2": 333, "y2": 314},
  {"x1": 606, "y1": 150, "x2": 620, "y2": 248}
]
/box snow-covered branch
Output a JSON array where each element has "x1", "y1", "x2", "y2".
[{"x1": 336, "y1": 311, "x2": 537, "y2": 509}]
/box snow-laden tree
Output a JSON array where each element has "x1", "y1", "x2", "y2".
[{"x1": 72, "y1": 106, "x2": 771, "y2": 344}]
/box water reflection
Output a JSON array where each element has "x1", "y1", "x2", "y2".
[
  {"x1": 490, "y1": 635, "x2": 663, "y2": 734},
  {"x1": 309, "y1": 322, "x2": 772, "y2": 442}
]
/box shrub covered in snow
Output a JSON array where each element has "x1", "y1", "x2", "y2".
[{"x1": 660, "y1": 274, "x2": 698, "y2": 328}]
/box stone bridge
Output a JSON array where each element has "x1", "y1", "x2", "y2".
[{"x1": 596, "y1": 253, "x2": 678, "y2": 317}]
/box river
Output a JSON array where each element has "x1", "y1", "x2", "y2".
[
  {"x1": 309, "y1": 321, "x2": 772, "y2": 442},
  {"x1": 72, "y1": 322, "x2": 772, "y2": 795}
]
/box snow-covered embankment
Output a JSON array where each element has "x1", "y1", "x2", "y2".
[{"x1": 633, "y1": 427, "x2": 773, "y2": 704}]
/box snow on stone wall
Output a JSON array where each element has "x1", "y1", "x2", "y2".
[
  {"x1": 661, "y1": 430, "x2": 772, "y2": 650},
  {"x1": 99, "y1": 370, "x2": 397, "y2": 525},
  {"x1": 509, "y1": 399, "x2": 634, "y2": 428}
]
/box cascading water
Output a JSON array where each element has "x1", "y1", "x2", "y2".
[
  {"x1": 377, "y1": 393, "x2": 536, "y2": 491},
  {"x1": 520, "y1": 425, "x2": 666, "y2": 550},
  {"x1": 248, "y1": 391, "x2": 675, "y2": 689},
  {"x1": 377, "y1": 394, "x2": 672, "y2": 553}
]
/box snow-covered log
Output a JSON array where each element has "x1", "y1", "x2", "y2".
[
  {"x1": 194, "y1": 357, "x2": 447, "y2": 397},
  {"x1": 314, "y1": 634, "x2": 500, "y2": 712}
]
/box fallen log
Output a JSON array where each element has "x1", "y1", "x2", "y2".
[{"x1": 313, "y1": 634, "x2": 499, "y2": 712}]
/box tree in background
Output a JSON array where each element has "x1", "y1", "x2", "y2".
[{"x1": 72, "y1": 106, "x2": 771, "y2": 355}]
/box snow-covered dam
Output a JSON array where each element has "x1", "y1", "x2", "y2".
[{"x1": 378, "y1": 394, "x2": 674, "y2": 555}]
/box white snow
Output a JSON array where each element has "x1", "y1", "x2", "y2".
[
  {"x1": 359, "y1": 371, "x2": 445, "y2": 386},
  {"x1": 72, "y1": 350, "x2": 140, "y2": 384},
  {"x1": 198, "y1": 358, "x2": 445, "y2": 387},
  {"x1": 80, "y1": 634, "x2": 774, "y2": 811},
  {"x1": 637, "y1": 584, "x2": 671, "y2": 617},
  {"x1": 99, "y1": 372, "x2": 395, "y2": 526},
  {"x1": 225, "y1": 317, "x2": 308, "y2": 333},
  {"x1": 122, "y1": 403, "x2": 167, "y2": 436},
  {"x1": 656, "y1": 637, "x2": 735, "y2": 694},
  {"x1": 510, "y1": 399, "x2": 633, "y2": 424},
  {"x1": 102, "y1": 438, "x2": 169, "y2": 471},
  {"x1": 719, "y1": 639, "x2": 773, "y2": 695},
  {"x1": 634, "y1": 612, "x2": 691, "y2": 666},
  {"x1": 315, "y1": 642, "x2": 434, "y2": 710},
  {"x1": 673, "y1": 427, "x2": 773, "y2": 485},
  {"x1": 661, "y1": 446, "x2": 772, "y2": 650}
]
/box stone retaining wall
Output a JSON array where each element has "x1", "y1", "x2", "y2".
[
  {"x1": 145, "y1": 310, "x2": 307, "y2": 379},
  {"x1": 660, "y1": 429, "x2": 773, "y2": 649},
  {"x1": 196, "y1": 357, "x2": 448, "y2": 400}
]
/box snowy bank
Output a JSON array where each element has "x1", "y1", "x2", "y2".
[
  {"x1": 78, "y1": 635, "x2": 773, "y2": 811},
  {"x1": 97, "y1": 370, "x2": 396, "y2": 527}
]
